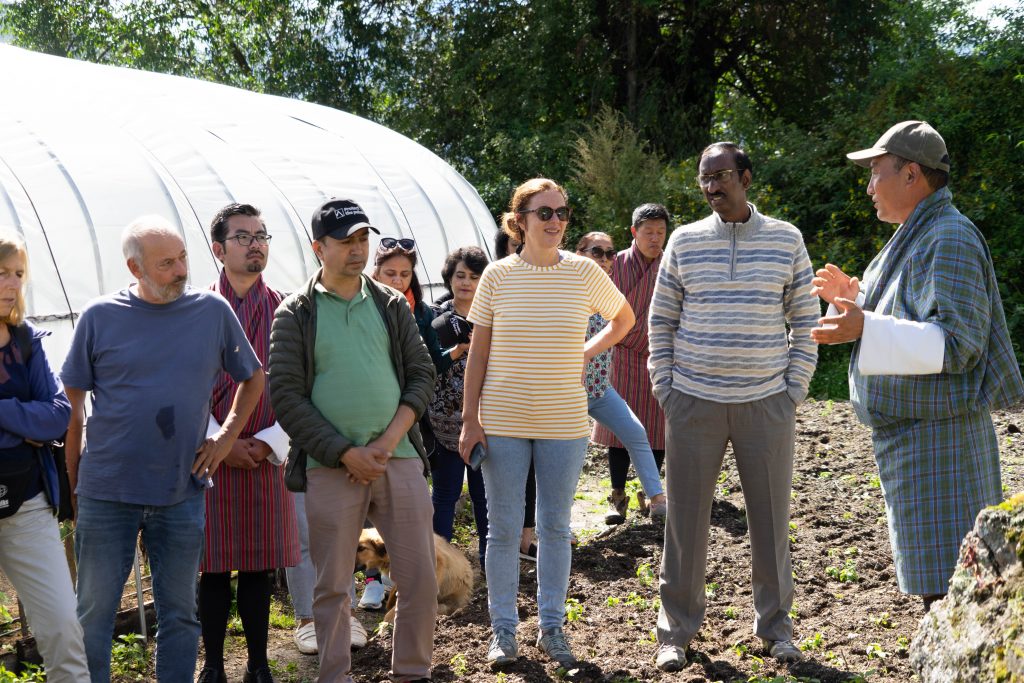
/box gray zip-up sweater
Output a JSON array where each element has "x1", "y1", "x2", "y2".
[{"x1": 648, "y1": 204, "x2": 819, "y2": 404}]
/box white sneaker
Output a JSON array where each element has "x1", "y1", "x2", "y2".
[
  {"x1": 293, "y1": 621, "x2": 317, "y2": 655},
  {"x1": 655, "y1": 643, "x2": 687, "y2": 671},
  {"x1": 763, "y1": 638, "x2": 804, "y2": 663},
  {"x1": 358, "y1": 576, "x2": 389, "y2": 610},
  {"x1": 350, "y1": 615, "x2": 368, "y2": 650}
]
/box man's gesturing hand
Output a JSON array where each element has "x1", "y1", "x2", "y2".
[
  {"x1": 810, "y1": 297, "x2": 865, "y2": 344},
  {"x1": 811, "y1": 263, "x2": 860, "y2": 305}
]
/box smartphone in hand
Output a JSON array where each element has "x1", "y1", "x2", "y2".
[{"x1": 468, "y1": 442, "x2": 487, "y2": 471}]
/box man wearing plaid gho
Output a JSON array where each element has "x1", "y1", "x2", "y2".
[{"x1": 811, "y1": 120, "x2": 1024, "y2": 610}]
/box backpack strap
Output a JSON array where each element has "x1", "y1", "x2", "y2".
[{"x1": 8, "y1": 323, "x2": 32, "y2": 364}]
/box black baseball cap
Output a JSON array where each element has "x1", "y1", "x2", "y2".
[{"x1": 311, "y1": 199, "x2": 380, "y2": 241}]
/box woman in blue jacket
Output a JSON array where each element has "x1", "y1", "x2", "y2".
[{"x1": 0, "y1": 231, "x2": 89, "y2": 682}]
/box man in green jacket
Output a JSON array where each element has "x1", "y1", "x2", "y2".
[{"x1": 268, "y1": 199, "x2": 437, "y2": 683}]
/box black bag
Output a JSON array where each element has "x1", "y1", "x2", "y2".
[
  {"x1": 0, "y1": 442, "x2": 39, "y2": 519},
  {"x1": 43, "y1": 440, "x2": 74, "y2": 522}
]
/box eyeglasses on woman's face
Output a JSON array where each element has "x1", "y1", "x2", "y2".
[
  {"x1": 583, "y1": 246, "x2": 614, "y2": 260},
  {"x1": 517, "y1": 205, "x2": 571, "y2": 222}
]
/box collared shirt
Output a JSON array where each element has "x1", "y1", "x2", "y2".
[{"x1": 308, "y1": 278, "x2": 415, "y2": 468}]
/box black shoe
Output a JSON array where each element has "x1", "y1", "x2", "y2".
[
  {"x1": 196, "y1": 666, "x2": 227, "y2": 683},
  {"x1": 241, "y1": 663, "x2": 276, "y2": 683}
]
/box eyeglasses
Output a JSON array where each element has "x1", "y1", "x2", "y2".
[
  {"x1": 380, "y1": 237, "x2": 416, "y2": 250},
  {"x1": 582, "y1": 246, "x2": 615, "y2": 260},
  {"x1": 223, "y1": 233, "x2": 272, "y2": 246},
  {"x1": 696, "y1": 169, "x2": 739, "y2": 187},
  {"x1": 518, "y1": 205, "x2": 571, "y2": 222}
]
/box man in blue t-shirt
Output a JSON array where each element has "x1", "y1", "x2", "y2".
[{"x1": 62, "y1": 216, "x2": 264, "y2": 683}]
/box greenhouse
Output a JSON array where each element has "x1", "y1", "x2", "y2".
[{"x1": 0, "y1": 45, "x2": 495, "y2": 366}]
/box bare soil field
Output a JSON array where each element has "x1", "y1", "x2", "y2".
[{"x1": 6, "y1": 400, "x2": 1022, "y2": 683}]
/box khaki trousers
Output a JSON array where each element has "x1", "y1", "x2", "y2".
[
  {"x1": 657, "y1": 390, "x2": 797, "y2": 647},
  {"x1": 306, "y1": 458, "x2": 437, "y2": 683}
]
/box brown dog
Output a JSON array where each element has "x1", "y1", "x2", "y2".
[{"x1": 356, "y1": 527, "x2": 474, "y2": 623}]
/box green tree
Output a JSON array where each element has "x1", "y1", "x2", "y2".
[{"x1": 571, "y1": 105, "x2": 663, "y2": 244}]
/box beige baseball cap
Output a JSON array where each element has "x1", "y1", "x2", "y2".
[{"x1": 847, "y1": 120, "x2": 950, "y2": 173}]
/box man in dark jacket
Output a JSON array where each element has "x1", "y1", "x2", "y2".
[{"x1": 268, "y1": 199, "x2": 437, "y2": 683}]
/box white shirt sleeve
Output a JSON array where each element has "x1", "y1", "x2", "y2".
[
  {"x1": 857, "y1": 312, "x2": 945, "y2": 375},
  {"x1": 205, "y1": 416, "x2": 290, "y2": 466},
  {"x1": 826, "y1": 293, "x2": 945, "y2": 375}
]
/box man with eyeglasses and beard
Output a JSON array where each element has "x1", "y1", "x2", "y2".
[
  {"x1": 810, "y1": 121, "x2": 1024, "y2": 611},
  {"x1": 593, "y1": 203, "x2": 670, "y2": 524},
  {"x1": 63, "y1": 216, "x2": 264, "y2": 683},
  {"x1": 268, "y1": 198, "x2": 437, "y2": 683},
  {"x1": 196, "y1": 203, "x2": 300, "y2": 683},
  {"x1": 648, "y1": 143, "x2": 819, "y2": 671}
]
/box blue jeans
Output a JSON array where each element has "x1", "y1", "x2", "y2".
[
  {"x1": 75, "y1": 494, "x2": 205, "y2": 683},
  {"x1": 431, "y1": 441, "x2": 488, "y2": 565},
  {"x1": 588, "y1": 388, "x2": 664, "y2": 497},
  {"x1": 482, "y1": 435, "x2": 588, "y2": 631}
]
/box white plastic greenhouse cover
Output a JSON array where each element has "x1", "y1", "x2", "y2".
[{"x1": 0, "y1": 45, "x2": 497, "y2": 367}]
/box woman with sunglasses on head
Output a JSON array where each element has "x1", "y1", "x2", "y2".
[
  {"x1": 372, "y1": 237, "x2": 444, "y2": 369},
  {"x1": 461, "y1": 179, "x2": 635, "y2": 670},
  {"x1": 427, "y1": 246, "x2": 490, "y2": 570},
  {"x1": 0, "y1": 230, "x2": 90, "y2": 682},
  {"x1": 575, "y1": 232, "x2": 667, "y2": 520}
]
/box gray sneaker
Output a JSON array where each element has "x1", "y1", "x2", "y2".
[
  {"x1": 763, "y1": 638, "x2": 804, "y2": 663},
  {"x1": 536, "y1": 627, "x2": 578, "y2": 668},
  {"x1": 655, "y1": 643, "x2": 687, "y2": 671},
  {"x1": 487, "y1": 627, "x2": 517, "y2": 669}
]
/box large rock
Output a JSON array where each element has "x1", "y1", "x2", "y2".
[{"x1": 911, "y1": 493, "x2": 1024, "y2": 682}]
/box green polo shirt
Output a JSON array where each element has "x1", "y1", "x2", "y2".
[{"x1": 308, "y1": 279, "x2": 416, "y2": 469}]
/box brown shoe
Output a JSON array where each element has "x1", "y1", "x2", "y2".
[
  {"x1": 605, "y1": 489, "x2": 628, "y2": 525},
  {"x1": 636, "y1": 490, "x2": 650, "y2": 517}
]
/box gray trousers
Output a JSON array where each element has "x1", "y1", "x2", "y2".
[{"x1": 657, "y1": 389, "x2": 796, "y2": 647}]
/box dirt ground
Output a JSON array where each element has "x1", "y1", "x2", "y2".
[
  {"x1": 5, "y1": 400, "x2": 1022, "y2": 682},
  {"x1": 232, "y1": 400, "x2": 1024, "y2": 683}
]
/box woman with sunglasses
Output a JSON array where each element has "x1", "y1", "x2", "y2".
[
  {"x1": 461, "y1": 179, "x2": 634, "y2": 669},
  {"x1": 0, "y1": 230, "x2": 90, "y2": 682},
  {"x1": 575, "y1": 232, "x2": 666, "y2": 520}
]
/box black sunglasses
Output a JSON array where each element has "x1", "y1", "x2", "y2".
[
  {"x1": 379, "y1": 237, "x2": 415, "y2": 250},
  {"x1": 518, "y1": 205, "x2": 571, "y2": 222},
  {"x1": 583, "y1": 246, "x2": 615, "y2": 260}
]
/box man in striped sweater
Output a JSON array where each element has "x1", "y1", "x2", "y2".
[{"x1": 648, "y1": 142, "x2": 820, "y2": 672}]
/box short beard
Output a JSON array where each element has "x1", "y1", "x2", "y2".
[
  {"x1": 141, "y1": 273, "x2": 187, "y2": 304},
  {"x1": 245, "y1": 260, "x2": 265, "y2": 274}
]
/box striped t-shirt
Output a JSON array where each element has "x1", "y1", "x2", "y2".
[{"x1": 469, "y1": 251, "x2": 626, "y2": 439}]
